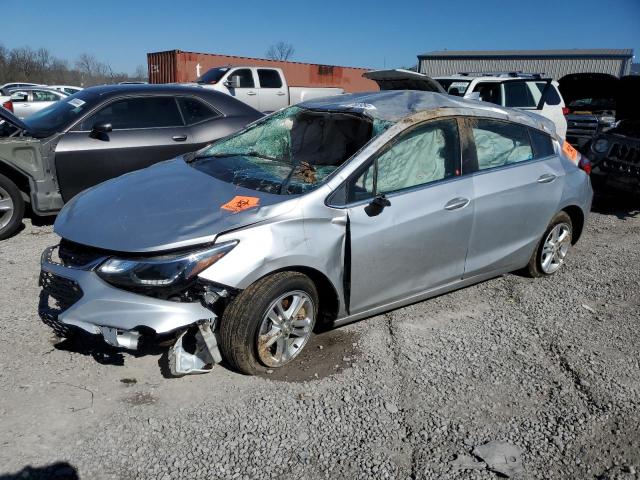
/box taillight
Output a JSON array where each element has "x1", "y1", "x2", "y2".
[
  {"x1": 578, "y1": 156, "x2": 592, "y2": 175},
  {"x1": 562, "y1": 107, "x2": 570, "y2": 116},
  {"x1": 2, "y1": 100, "x2": 12, "y2": 112}
]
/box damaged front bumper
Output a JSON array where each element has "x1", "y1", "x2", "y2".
[{"x1": 39, "y1": 245, "x2": 224, "y2": 375}]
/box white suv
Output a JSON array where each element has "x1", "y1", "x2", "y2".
[{"x1": 434, "y1": 73, "x2": 567, "y2": 138}]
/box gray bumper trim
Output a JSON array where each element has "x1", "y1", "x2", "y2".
[{"x1": 41, "y1": 252, "x2": 216, "y2": 335}]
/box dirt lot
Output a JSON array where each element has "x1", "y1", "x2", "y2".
[{"x1": 0, "y1": 197, "x2": 639, "y2": 480}]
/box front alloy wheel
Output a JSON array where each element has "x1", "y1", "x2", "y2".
[
  {"x1": 219, "y1": 272, "x2": 318, "y2": 375},
  {"x1": 257, "y1": 291, "x2": 315, "y2": 368}
]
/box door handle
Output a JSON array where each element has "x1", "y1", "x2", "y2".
[
  {"x1": 537, "y1": 173, "x2": 557, "y2": 183},
  {"x1": 172, "y1": 135, "x2": 188, "y2": 142},
  {"x1": 444, "y1": 197, "x2": 470, "y2": 211},
  {"x1": 246, "y1": 91, "x2": 257, "y2": 96},
  {"x1": 331, "y1": 216, "x2": 348, "y2": 226},
  {"x1": 276, "y1": 92, "x2": 286, "y2": 96}
]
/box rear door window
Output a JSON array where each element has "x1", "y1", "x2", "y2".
[
  {"x1": 257, "y1": 69, "x2": 283, "y2": 88},
  {"x1": 177, "y1": 97, "x2": 220, "y2": 125},
  {"x1": 529, "y1": 128, "x2": 555, "y2": 158},
  {"x1": 469, "y1": 119, "x2": 533, "y2": 170},
  {"x1": 503, "y1": 81, "x2": 537, "y2": 108},
  {"x1": 79, "y1": 96, "x2": 183, "y2": 130}
]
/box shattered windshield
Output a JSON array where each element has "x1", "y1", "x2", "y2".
[{"x1": 191, "y1": 106, "x2": 393, "y2": 195}]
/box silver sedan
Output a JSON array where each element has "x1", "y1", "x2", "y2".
[
  {"x1": 40, "y1": 90, "x2": 593, "y2": 376},
  {"x1": 6, "y1": 87, "x2": 67, "y2": 119}
]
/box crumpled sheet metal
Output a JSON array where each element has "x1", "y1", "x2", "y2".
[
  {"x1": 169, "y1": 322, "x2": 222, "y2": 376},
  {"x1": 472, "y1": 440, "x2": 524, "y2": 478},
  {"x1": 301, "y1": 90, "x2": 557, "y2": 136}
]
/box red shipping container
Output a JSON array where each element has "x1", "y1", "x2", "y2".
[{"x1": 147, "y1": 50, "x2": 378, "y2": 93}]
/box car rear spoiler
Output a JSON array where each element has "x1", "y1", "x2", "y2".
[{"x1": 363, "y1": 69, "x2": 446, "y2": 93}]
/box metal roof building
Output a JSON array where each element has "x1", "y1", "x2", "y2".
[{"x1": 418, "y1": 49, "x2": 634, "y2": 79}]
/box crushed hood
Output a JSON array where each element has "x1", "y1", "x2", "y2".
[
  {"x1": 0, "y1": 107, "x2": 33, "y2": 136},
  {"x1": 363, "y1": 69, "x2": 446, "y2": 93},
  {"x1": 54, "y1": 158, "x2": 294, "y2": 253}
]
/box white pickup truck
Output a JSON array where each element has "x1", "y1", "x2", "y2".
[{"x1": 194, "y1": 66, "x2": 344, "y2": 112}]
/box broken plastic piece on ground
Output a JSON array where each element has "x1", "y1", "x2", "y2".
[
  {"x1": 169, "y1": 321, "x2": 222, "y2": 376},
  {"x1": 472, "y1": 440, "x2": 524, "y2": 478}
]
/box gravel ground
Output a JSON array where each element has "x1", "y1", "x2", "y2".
[{"x1": 0, "y1": 198, "x2": 639, "y2": 480}]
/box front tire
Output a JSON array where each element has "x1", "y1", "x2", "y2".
[
  {"x1": 0, "y1": 173, "x2": 25, "y2": 240},
  {"x1": 527, "y1": 211, "x2": 573, "y2": 277},
  {"x1": 219, "y1": 272, "x2": 318, "y2": 375}
]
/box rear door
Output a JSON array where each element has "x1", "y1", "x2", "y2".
[
  {"x1": 54, "y1": 95, "x2": 190, "y2": 201},
  {"x1": 333, "y1": 118, "x2": 474, "y2": 314},
  {"x1": 257, "y1": 69, "x2": 287, "y2": 112},
  {"x1": 463, "y1": 118, "x2": 564, "y2": 277}
]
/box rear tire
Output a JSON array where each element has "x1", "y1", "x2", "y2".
[
  {"x1": 219, "y1": 272, "x2": 318, "y2": 375},
  {"x1": 0, "y1": 173, "x2": 25, "y2": 240},
  {"x1": 527, "y1": 211, "x2": 573, "y2": 278}
]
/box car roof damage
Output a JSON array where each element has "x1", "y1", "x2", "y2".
[{"x1": 301, "y1": 90, "x2": 557, "y2": 135}]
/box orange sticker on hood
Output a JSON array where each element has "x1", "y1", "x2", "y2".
[
  {"x1": 221, "y1": 196, "x2": 260, "y2": 213},
  {"x1": 562, "y1": 141, "x2": 579, "y2": 164}
]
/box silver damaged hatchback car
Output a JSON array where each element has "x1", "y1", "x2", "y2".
[{"x1": 39, "y1": 91, "x2": 593, "y2": 376}]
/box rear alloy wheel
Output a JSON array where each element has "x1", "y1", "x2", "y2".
[
  {"x1": 219, "y1": 272, "x2": 318, "y2": 375},
  {"x1": 0, "y1": 173, "x2": 25, "y2": 240},
  {"x1": 527, "y1": 211, "x2": 573, "y2": 277}
]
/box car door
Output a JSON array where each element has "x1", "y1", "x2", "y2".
[
  {"x1": 54, "y1": 95, "x2": 190, "y2": 202},
  {"x1": 225, "y1": 68, "x2": 260, "y2": 110},
  {"x1": 463, "y1": 118, "x2": 564, "y2": 277},
  {"x1": 333, "y1": 118, "x2": 475, "y2": 314},
  {"x1": 257, "y1": 69, "x2": 287, "y2": 112},
  {"x1": 9, "y1": 91, "x2": 32, "y2": 119}
]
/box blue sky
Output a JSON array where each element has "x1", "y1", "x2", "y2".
[{"x1": 2, "y1": 0, "x2": 639, "y2": 74}]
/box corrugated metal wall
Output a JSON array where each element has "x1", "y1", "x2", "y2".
[
  {"x1": 419, "y1": 57, "x2": 632, "y2": 79},
  {"x1": 148, "y1": 50, "x2": 378, "y2": 92}
]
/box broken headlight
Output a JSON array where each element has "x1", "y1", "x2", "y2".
[{"x1": 96, "y1": 241, "x2": 238, "y2": 289}]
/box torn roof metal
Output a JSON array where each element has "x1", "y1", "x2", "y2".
[{"x1": 299, "y1": 90, "x2": 557, "y2": 136}]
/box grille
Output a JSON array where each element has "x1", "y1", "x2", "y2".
[
  {"x1": 58, "y1": 239, "x2": 108, "y2": 268},
  {"x1": 38, "y1": 271, "x2": 84, "y2": 337},
  {"x1": 601, "y1": 142, "x2": 640, "y2": 178},
  {"x1": 566, "y1": 117, "x2": 598, "y2": 139}
]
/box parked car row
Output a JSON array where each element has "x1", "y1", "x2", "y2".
[{"x1": 0, "y1": 83, "x2": 84, "y2": 118}]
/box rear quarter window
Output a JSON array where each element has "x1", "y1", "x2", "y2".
[
  {"x1": 177, "y1": 97, "x2": 220, "y2": 125},
  {"x1": 529, "y1": 128, "x2": 555, "y2": 158}
]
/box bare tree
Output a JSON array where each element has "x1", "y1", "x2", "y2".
[
  {"x1": 134, "y1": 64, "x2": 148, "y2": 81},
  {"x1": 266, "y1": 41, "x2": 295, "y2": 61},
  {"x1": 0, "y1": 44, "x2": 147, "y2": 86}
]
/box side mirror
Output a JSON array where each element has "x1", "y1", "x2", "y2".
[
  {"x1": 365, "y1": 193, "x2": 391, "y2": 217},
  {"x1": 224, "y1": 75, "x2": 241, "y2": 89},
  {"x1": 92, "y1": 122, "x2": 112, "y2": 134},
  {"x1": 467, "y1": 92, "x2": 481, "y2": 101}
]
